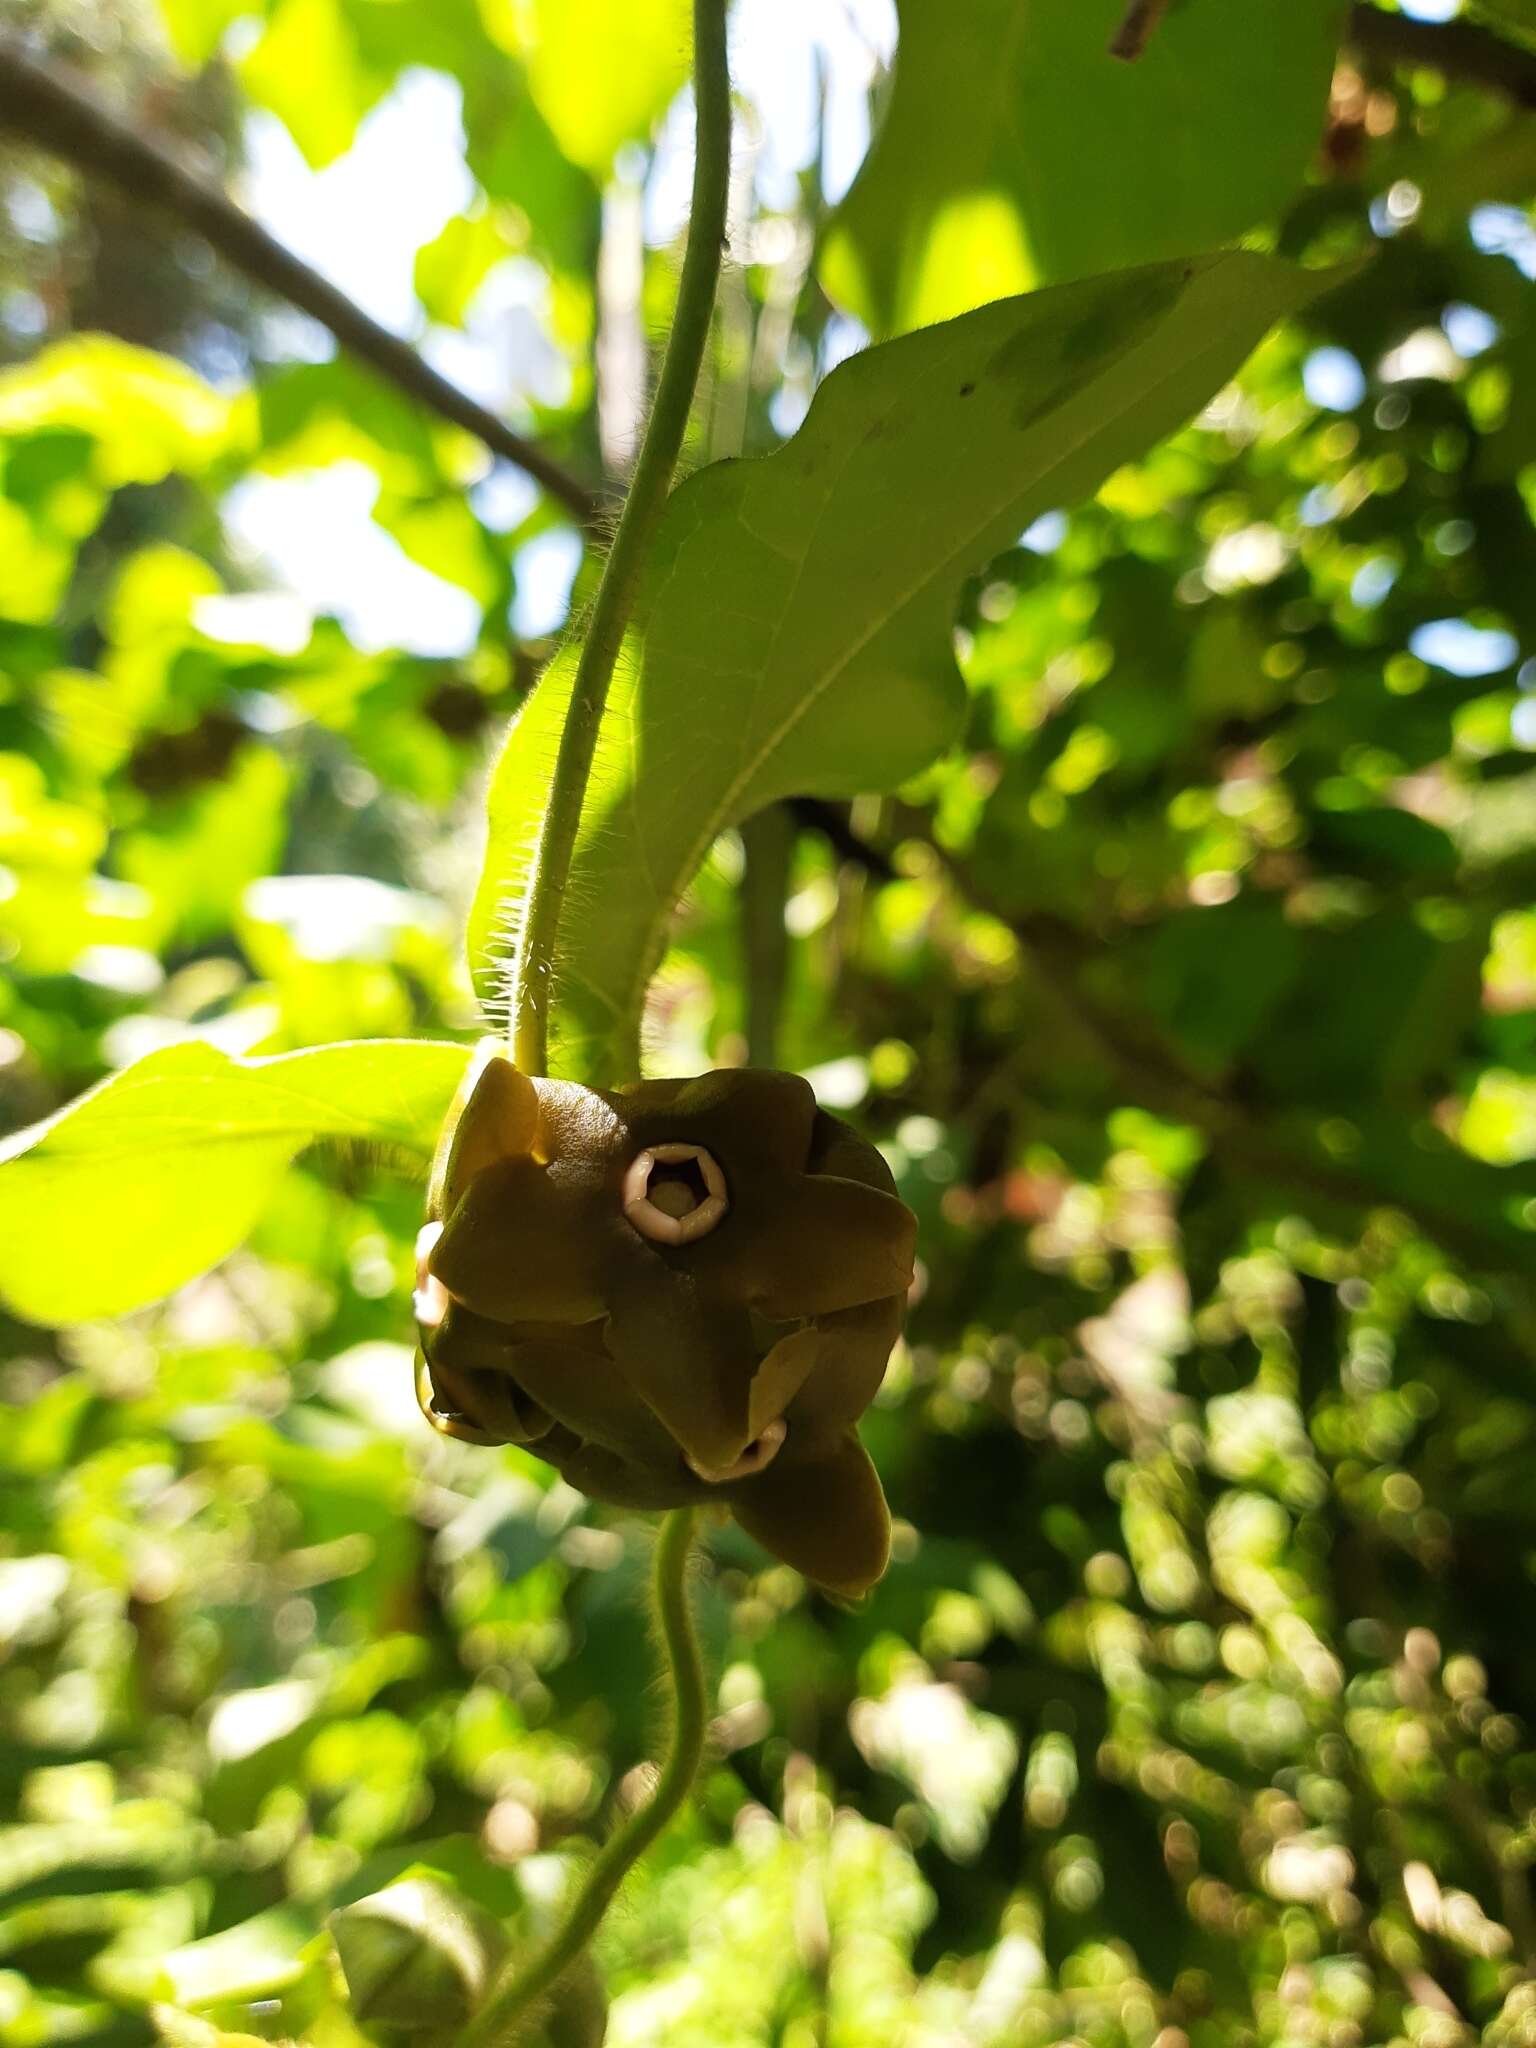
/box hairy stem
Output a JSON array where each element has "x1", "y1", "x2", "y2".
[
  {"x1": 0, "y1": 34, "x2": 598, "y2": 528},
  {"x1": 509, "y1": 0, "x2": 731, "y2": 1077},
  {"x1": 464, "y1": 1507, "x2": 706, "y2": 2048}
]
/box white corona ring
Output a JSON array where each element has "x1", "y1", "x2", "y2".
[{"x1": 621, "y1": 1141, "x2": 729, "y2": 1245}]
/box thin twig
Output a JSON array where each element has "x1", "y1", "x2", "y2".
[
  {"x1": 0, "y1": 34, "x2": 600, "y2": 529},
  {"x1": 1109, "y1": 0, "x2": 1171, "y2": 62},
  {"x1": 1347, "y1": 2, "x2": 1536, "y2": 111}
]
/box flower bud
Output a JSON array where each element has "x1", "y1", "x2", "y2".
[
  {"x1": 415, "y1": 1050, "x2": 916, "y2": 1596},
  {"x1": 331, "y1": 1877, "x2": 505, "y2": 2031}
]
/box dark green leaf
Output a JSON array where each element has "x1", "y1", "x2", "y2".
[{"x1": 823, "y1": 0, "x2": 1346, "y2": 334}]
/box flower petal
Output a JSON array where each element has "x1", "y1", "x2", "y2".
[
  {"x1": 415, "y1": 1324, "x2": 553, "y2": 1446},
  {"x1": 781, "y1": 1296, "x2": 905, "y2": 1440},
  {"x1": 431, "y1": 1047, "x2": 542, "y2": 1216},
  {"x1": 612, "y1": 1068, "x2": 819, "y2": 1173},
  {"x1": 747, "y1": 1323, "x2": 821, "y2": 1441},
  {"x1": 533, "y1": 1077, "x2": 630, "y2": 1176},
  {"x1": 807, "y1": 1108, "x2": 899, "y2": 1194},
  {"x1": 602, "y1": 1237, "x2": 758, "y2": 1472},
  {"x1": 730, "y1": 1433, "x2": 891, "y2": 1596},
  {"x1": 698, "y1": 1171, "x2": 915, "y2": 1318},
  {"x1": 553, "y1": 1440, "x2": 705, "y2": 1511},
  {"x1": 431, "y1": 1157, "x2": 610, "y2": 1323},
  {"x1": 495, "y1": 1323, "x2": 683, "y2": 1468}
]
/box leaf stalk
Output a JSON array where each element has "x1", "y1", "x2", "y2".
[{"x1": 510, "y1": 0, "x2": 732, "y2": 1079}]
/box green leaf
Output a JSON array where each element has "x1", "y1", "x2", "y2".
[
  {"x1": 470, "y1": 251, "x2": 1342, "y2": 1080},
  {"x1": 414, "y1": 206, "x2": 518, "y2": 327},
  {"x1": 0, "y1": 1039, "x2": 471, "y2": 1326},
  {"x1": 822, "y1": 0, "x2": 1346, "y2": 335},
  {"x1": 374, "y1": 493, "x2": 507, "y2": 607},
  {"x1": 240, "y1": 0, "x2": 387, "y2": 169},
  {"x1": 0, "y1": 498, "x2": 78, "y2": 626},
  {"x1": 462, "y1": 69, "x2": 599, "y2": 278},
  {"x1": 153, "y1": 1903, "x2": 323, "y2": 2009},
  {"x1": 257, "y1": 358, "x2": 442, "y2": 492},
  {"x1": 484, "y1": 0, "x2": 692, "y2": 177},
  {"x1": 0, "y1": 337, "x2": 235, "y2": 487}
]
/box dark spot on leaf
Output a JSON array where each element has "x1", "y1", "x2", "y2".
[
  {"x1": 991, "y1": 270, "x2": 1186, "y2": 431},
  {"x1": 959, "y1": 381, "x2": 976, "y2": 397}
]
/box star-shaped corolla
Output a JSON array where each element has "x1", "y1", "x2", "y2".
[{"x1": 413, "y1": 1048, "x2": 916, "y2": 1597}]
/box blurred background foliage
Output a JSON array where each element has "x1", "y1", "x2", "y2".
[{"x1": 2, "y1": 0, "x2": 1536, "y2": 2044}]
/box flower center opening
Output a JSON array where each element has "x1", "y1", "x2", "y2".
[
  {"x1": 649, "y1": 1155, "x2": 711, "y2": 1216},
  {"x1": 622, "y1": 1141, "x2": 728, "y2": 1245}
]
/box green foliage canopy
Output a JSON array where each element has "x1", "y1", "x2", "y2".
[{"x1": 0, "y1": 1, "x2": 1534, "y2": 2044}]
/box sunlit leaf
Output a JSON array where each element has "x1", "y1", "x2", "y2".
[
  {"x1": 470, "y1": 252, "x2": 1341, "y2": 1079},
  {"x1": 331, "y1": 1876, "x2": 503, "y2": 2028},
  {"x1": 1460, "y1": 1069, "x2": 1536, "y2": 1166},
  {"x1": 415, "y1": 207, "x2": 519, "y2": 326},
  {"x1": 374, "y1": 493, "x2": 507, "y2": 608},
  {"x1": 152, "y1": 1904, "x2": 323, "y2": 2008},
  {"x1": 0, "y1": 497, "x2": 77, "y2": 625},
  {"x1": 823, "y1": 0, "x2": 1346, "y2": 334},
  {"x1": 240, "y1": 0, "x2": 388, "y2": 169},
  {"x1": 0, "y1": 337, "x2": 235, "y2": 486},
  {"x1": 485, "y1": 0, "x2": 692, "y2": 177},
  {"x1": 0, "y1": 1039, "x2": 471, "y2": 1324},
  {"x1": 256, "y1": 359, "x2": 442, "y2": 491}
]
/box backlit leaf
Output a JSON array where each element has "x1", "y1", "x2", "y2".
[
  {"x1": 487, "y1": 0, "x2": 693, "y2": 177},
  {"x1": 240, "y1": 0, "x2": 387, "y2": 170},
  {"x1": 0, "y1": 1039, "x2": 471, "y2": 1325},
  {"x1": 469, "y1": 252, "x2": 1341, "y2": 1079},
  {"x1": 0, "y1": 337, "x2": 235, "y2": 487}
]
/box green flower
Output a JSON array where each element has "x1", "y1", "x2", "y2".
[{"x1": 413, "y1": 1048, "x2": 916, "y2": 1597}]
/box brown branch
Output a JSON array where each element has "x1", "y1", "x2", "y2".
[
  {"x1": 1109, "y1": 0, "x2": 1171, "y2": 62},
  {"x1": 1347, "y1": 2, "x2": 1536, "y2": 111},
  {"x1": 0, "y1": 34, "x2": 601, "y2": 529}
]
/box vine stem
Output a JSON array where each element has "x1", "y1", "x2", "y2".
[
  {"x1": 470, "y1": 9, "x2": 726, "y2": 2021},
  {"x1": 463, "y1": 1507, "x2": 706, "y2": 2048},
  {"x1": 510, "y1": 0, "x2": 732, "y2": 1078}
]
